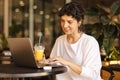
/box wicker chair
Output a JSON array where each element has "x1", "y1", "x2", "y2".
[{"x1": 101, "y1": 66, "x2": 115, "y2": 80}]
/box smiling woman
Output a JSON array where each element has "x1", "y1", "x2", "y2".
[{"x1": 48, "y1": 2, "x2": 102, "y2": 80}]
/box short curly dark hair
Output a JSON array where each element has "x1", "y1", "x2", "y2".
[{"x1": 58, "y1": 2, "x2": 85, "y2": 32}]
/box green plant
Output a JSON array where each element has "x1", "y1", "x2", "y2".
[
  {"x1": 104, "y1": 46, "x2": 120, "y2": 60},
  {"x1": 85, "y1": 1, "x2": 120, "y2": 61},
  {"x1": 0, "y1": 33, "x2": 8, "y2": 53}
]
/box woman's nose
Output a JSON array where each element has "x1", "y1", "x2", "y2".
[{"x1": 63, "y1": 22, "x2": 68, "y2": 28}]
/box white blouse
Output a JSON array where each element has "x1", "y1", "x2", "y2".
[{"x1": 50, "y1": 33, "x2": 102, "y2": 80}]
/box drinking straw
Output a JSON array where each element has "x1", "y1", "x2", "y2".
[{"x1": 38, "y1": 32, "x2": 42, "y2": 45}]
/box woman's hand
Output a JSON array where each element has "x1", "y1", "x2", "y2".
[
  {"x1": 47, "y1": 57, "x2": 82, "y2": 74},
  {"x1": 46, "y1": 57, "x2": 70, "y2": 66},
  {"x1": 50, "y1": 57, "x2": 70, "y2": 66}
]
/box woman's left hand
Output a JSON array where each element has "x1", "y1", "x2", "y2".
[{"x1": 50, "y1": 57, "x2": 70, "y2": 66}]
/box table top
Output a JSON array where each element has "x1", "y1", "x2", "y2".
[{"x1": 0, "y1": 64, "x2": 67, "y2": 78}]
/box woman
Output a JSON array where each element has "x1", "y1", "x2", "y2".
[{"x1": 49, "y1": 2, "x2": 102, "y2": 80}]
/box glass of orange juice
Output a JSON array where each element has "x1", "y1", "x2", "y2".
[{"x1": 34, "y1": 43, "x2": 45, "y2": 62}]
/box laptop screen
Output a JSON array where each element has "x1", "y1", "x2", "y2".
[{"x1": 7, "y1": 38, "x2": 38, "y2": 68}]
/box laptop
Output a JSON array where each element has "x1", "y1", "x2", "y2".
[{"x1": 7, "y1": 38, "x2": 62, "y2": 69}]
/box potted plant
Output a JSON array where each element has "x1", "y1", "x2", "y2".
[
  {"x1": 85, "y1": 0, "x2": 120, "y2": 61},
  {"x1": 0, "y1": 33, "x2": 8, "y2": 53}
]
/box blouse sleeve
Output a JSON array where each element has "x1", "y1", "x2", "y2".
[
  {"x1": 50, "y1": 38, "x2": 60, "y2": 58},
  {"x1": 80, "y1": 37, "x2": 102, "y2": 79}
]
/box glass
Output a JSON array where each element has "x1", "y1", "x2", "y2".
[{"x1": 34, "y1": 43, "x2": 45, "y2": 63}]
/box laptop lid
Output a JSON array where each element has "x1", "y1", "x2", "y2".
[{"x1": 7, "y1": 38, "x2": 39, "y2": 68}]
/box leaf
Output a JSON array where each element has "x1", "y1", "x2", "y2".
[
  {"x1": 110, "y1": 0, "x2": 120, "y2": 15},
  {"x1": 85, "y1": 7, "x2": 99, "y2": 16},
  {"x1": 100, "y1": 15, "x2": 110, "y2": 25}
]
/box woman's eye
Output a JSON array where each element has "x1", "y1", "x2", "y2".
[
  {"x1": 61, "y1": 20, "x2": 64, "y2": 23},
  {"x1": 68, "y1": 21, "x2": 73, "y2": 24}
]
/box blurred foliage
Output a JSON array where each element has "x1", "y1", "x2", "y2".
[
  {"x1": 85, "y1": 7, "x2": 99, "y2": 16},
  {"x1": 105, "y1": 47, "x2": 120, "y2": 60},
  {"x1": 100, "y1": 15, "x2": 111, "y2": 25},
  {"x1": 84, "y1": 0, "x2": 120, "y2": 61},
  {"x1": 110, "y1": 0, "x2": 120, "y2": 15},
  {"x1": 0, "y1": 33, "x2": 8, "y2": 53}
]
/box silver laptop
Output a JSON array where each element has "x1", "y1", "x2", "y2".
[{"x1": 7, "y1": 38, "x2": 62, "y2": 68}]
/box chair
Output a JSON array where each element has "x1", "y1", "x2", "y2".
[
  {"x1": 0, "y1": 51, "x2": 13, "y2": 64},
  {"x1": 101, "y1": 66, "x2": 115, "y2": 80}
]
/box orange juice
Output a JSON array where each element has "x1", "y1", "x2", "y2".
[{"x1": 34, "y1": 50, "x2": 44, "y2": 61}]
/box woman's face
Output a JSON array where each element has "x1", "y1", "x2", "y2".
[{"x1": 60, "y1": 15, "x2": 81, "y2": 35}]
